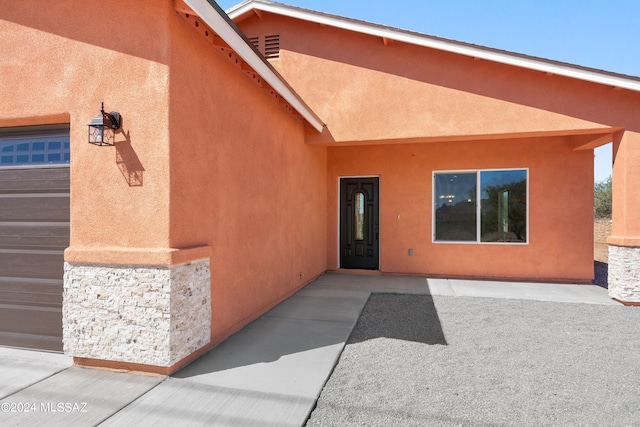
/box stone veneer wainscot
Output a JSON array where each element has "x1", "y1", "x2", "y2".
[
  {"x1": 608, "y1": 245, "x2": 640, "y2": 303},
  {"x1": 63, "y1": 259, "x2": 211, "y2": 367}
]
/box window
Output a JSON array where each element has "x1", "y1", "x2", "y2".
[
  {"x1": 433, "y1": 169, "x2": 528, "y2": 243},
  {"x1": 434, "y1": 173, "x2": 477, "y2": 241},
  {"x1": 354, "y1": 191, "x2": 365, "y2": 241},
  {"x1": 0, "y1": 126, "x2": 69, "y2": 167}
]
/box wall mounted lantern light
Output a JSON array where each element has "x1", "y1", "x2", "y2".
[{"x1": 88, "y1": 102, "x2": 121, "y2": 146}]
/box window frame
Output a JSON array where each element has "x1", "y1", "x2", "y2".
[
  {"x1": 0, "y1": 125, "x2": 70, "y2": 169},
  {"x1": 432, "y1": 168, "x2": 529, "y2": 245}
]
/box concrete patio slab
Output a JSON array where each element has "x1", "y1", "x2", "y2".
[
  {"x1": 0, "y1": 347, "x2": 72, "y2": 399},
  {"x1": 0, "y1": 272, "x2": 621, "y2": 427},
  {"x1": 423, "y1": 278, "x2": 456, "y2": 296},
  {"x1": 0, "y1": 366, "x2": 164, "y2": 426},
  {"x1": 0, "y1": 358, "x2": 68, "y2": 400},
  {"x1": 444, "y1": 279, "x2": 618, "y2": 305},
  {"x1": 102, "y1": 378, "x2": 314, "y2": 427},
  {"x1": 263, "y1": 293, "x2": 368, "y2": 323},
  {"x1": 0, "y1": 347, "x2": 72, "y2": 367},
  {"x1": 308, "y1": 272, "x2": 430, "y2": 294},
  {"x1": 293, "y1": 286, "x2": 371, "y2": 300},
  {"x1": 173, "y1": 315, "x2": 354, "y2": 398}
]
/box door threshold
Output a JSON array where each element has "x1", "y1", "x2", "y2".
[{"x1": 334, "y1": 269, "x2": 381, "y2": 275}]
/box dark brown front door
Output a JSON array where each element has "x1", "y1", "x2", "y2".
[{"x1": 340, "y1": 177, "x2": 379, "y2": 270}]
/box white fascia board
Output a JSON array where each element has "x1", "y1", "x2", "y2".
[
  {"x1": 183, "y1": 0, "x2": 325, "y2": 132},
  {"x1": 229, "y1": 2, "x2": 640, "y2": 93}
]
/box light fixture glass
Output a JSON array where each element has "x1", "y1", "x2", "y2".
[{"x1": 88, "y1": 102, "x2": 121, "y2": 146}]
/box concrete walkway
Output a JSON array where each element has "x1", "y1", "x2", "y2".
[{"x1": 0, "y1": 273, "x2": 617, "y2": 426}]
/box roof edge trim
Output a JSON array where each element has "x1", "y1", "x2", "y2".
[
  {"x1": 307, "y1": 126, "x2": 623, "y2": 147},
  {"x1": 184, "y1": 0, "x2": 325, "y2": 131},
  {"x1": 229, "y1": 1, "x2": 640, "y2": 93}
]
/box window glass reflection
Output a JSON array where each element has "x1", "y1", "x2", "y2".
[
  {"x1": 355, "y1": 192, "x2": 365, "y2": 241},
  {"x1": 434, "y1": 173, "x2": 477, "y2": 241},
  {"x1": 0, "y1": 135, "x2": 70, "y2": 166},
  {"x1": 480, "y1": 170, "x2": 527, "y2": 242}
]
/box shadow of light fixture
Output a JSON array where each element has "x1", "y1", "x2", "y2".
[{"x1": 88, "y1": 102, "x2": 122, "y2": 146}]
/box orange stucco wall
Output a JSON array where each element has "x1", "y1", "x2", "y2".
[
  {"x1": 236, "y1": 14, "x2": 640, "y2": 144},
  {"x1": 165, "y1": 12, "x2": 327, "y2": 342},
  {"x1": 610, "y1": 131, "x2": 640, "y2": 246},
  {"x1": 235, "y1": 10, "x2": 640, "y2": 281},
  {"x1": 1, "y1": 0, "x2": 172, "y2": 254},
  {"x1": 327, "y1": 137, "x2": 594, "y2": 281},
  {"x1": 4, "y1": 0, "x2": 640, "y2": 359},
  {"x1": 1, "y1": 0, "x2": 327, "y2": 347}
]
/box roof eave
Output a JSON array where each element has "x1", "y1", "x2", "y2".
[
  {"x1": 184, "y1": 0, "x2": 325, "y2": 132},
  {"x1": 228, "y1": 1, "x2": 640, "y2": 93}
]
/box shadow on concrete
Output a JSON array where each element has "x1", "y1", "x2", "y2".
[
  {"x1": 173, "y1": 314, "x2": 355, "y2": 378},
  {"x1": 173, "y1": 274, "x2": 437, "y2": 381},
  {"x1": 348, "y1": 293, "x2": 447, "y2": 345}
]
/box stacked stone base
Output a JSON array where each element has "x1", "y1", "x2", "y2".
[
  {"x1": 608, "y1": 245, "x2": 640, "y2": 305},
  {"x1": 63, "y1": 259, "x2": 211, "y2": 368}
]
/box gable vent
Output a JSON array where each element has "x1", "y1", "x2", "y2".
[
  {"x1": 264, "y1": 34, "x2": 280, "y2": 59},
  {"x1": 248, "y1": 36, "x2": 259, "y2": 51}
]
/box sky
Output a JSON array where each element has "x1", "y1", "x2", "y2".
[{"x1": 217, "y1": 0, "x2": 640, "y2": 183}]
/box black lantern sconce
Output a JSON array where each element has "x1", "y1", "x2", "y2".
[{"x1": 88, "y1": 102, "x2": 121, "y2": 146}]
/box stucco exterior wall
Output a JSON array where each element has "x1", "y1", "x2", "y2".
[
  {"x1": 165, "y1": 9, "x2": 328, "y2": 343},
  {"x1": 327, "y1": 137, "x2": 594, "y2": 281},
  {"x1": 610, "y1": 131, "x2": 640, "y2": 244},
  {"x1": 0, "y1": 0, "x2": 172, "y2": 253},
  {"x1": 236, "y1": 14, "x2": 640, "y2": 145},
  {"x1": 1, "y1": 0, "x2": 328, "y2": 363},
  {"x1": 236, "y1": 10, "x2": 640, "y2": 285}
]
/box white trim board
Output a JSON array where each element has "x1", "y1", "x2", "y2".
[
  {"x1": 183, "y1": 0, "x2": 325, "y2": 132},
  {"x1": 228, "y1": 1, "x2": 640, "y2": 93}
]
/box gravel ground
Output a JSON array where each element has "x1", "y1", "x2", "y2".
[{"x1": 306, "y1": 294, "x2": 640, "y2": 427}]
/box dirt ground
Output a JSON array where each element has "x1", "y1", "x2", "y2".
[
  {"x1": 594, "y1": 217, "x2": 612, "y2": 263},
  {"x1": 593, "y1": 217, "x2": 611, "y2": 288}
]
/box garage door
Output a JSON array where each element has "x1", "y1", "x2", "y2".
[{"x1": 0, "y1": 125, "x2": 70, "y2": 352}]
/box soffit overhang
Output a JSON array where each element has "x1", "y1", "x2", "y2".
[
  {"x1": 228, "y1": 0, "x2": 640, "y2": 93},
  {"x1": 176, "y1": 0, "x2": 325, "y2": 132}
]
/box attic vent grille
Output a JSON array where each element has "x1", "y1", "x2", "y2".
[
  {"x1": 248, "y1": 36, "x2": 259, "y2": 51},
  {"x1": 264, "y1": 34, "x2": 280, "y2": 59}
]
